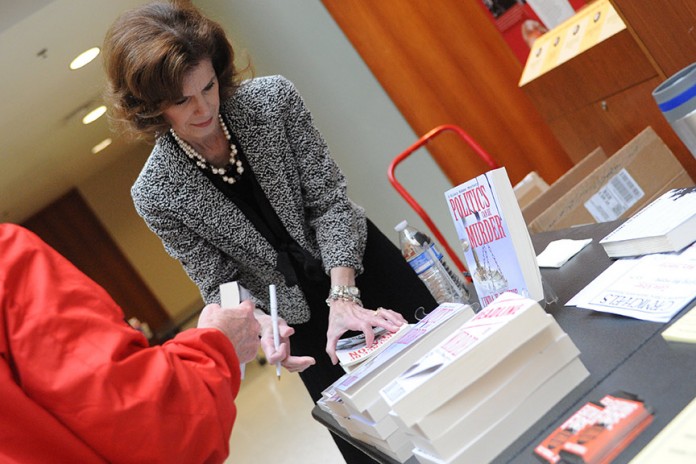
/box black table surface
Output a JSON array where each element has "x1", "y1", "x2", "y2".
[{"x1": 312, "y1": 220, "x2": 696, "y2": 463}]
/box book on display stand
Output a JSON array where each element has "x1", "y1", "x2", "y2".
[{"x1": 444, "y1": 167, "x2": 546, "y2": 308}]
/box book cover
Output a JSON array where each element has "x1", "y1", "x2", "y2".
[
  {"x1": 444, "y1": 167, "x2": 544, "y2": 307},
  {"x1": 534, "y1": 391, "x2": 654, "y2": 464},
  {"x1": 599, "y1": 186, "x2": 696, "y2": 258},
  {"x1": 335, "y1": 303, "x2": 474, "y2": 414},
  {"x1": 337, "y1": 323, "x2": 411, "y2": 372},
  {"x1": 380, "y1": 293, "x2": 552, "y2": 428}
]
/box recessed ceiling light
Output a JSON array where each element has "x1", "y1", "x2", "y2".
[
  {"x1": 91, "y1": 138, "x2": 112, "y2": 154},
  {"x1": 70, "y1": 47, "x2": 100, "y2": 70},
  {"x1": 82, "y1": 105, "x2": 107, "y2": 125}
]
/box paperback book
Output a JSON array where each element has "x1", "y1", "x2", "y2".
[
  {"x1": 380, "y1": 292, "x2": 553, "y2": 428},
  {"x1": 409, "y1": 324, "x2": 576, "y2": 441},
  {"x1": 599, "y1": 186, "x2": 696, "y2": 258},
  {"x1": 411, "y1": 357, "x2": 589, "y2": 464},
  {"x1": 444, "y1": 167, "x2": 544, "y2": 307},
  {"x1": 335, "y1": 302, "x2": 474, "y2": 415},
  {"x1": 534, "y1": 391, "x2": 654, "y2": 464},
  {"x1": 407, "y1": 335, "x2": 581, "y2": 461},
  {"x1": 336, "y1": 323, "x2": 411, "y2": 372}
]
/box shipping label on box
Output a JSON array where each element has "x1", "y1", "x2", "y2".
[{"x1": 583, "y1": 168, "x2": 645, "y2": 222}]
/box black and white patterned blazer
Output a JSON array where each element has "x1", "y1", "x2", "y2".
[{"x1": 131, "y1": 75, "x2": 367, "y2": 324}]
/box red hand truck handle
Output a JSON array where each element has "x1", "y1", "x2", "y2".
[{"x1": 387, "y1": 124, "x2": 499, "y2": 279}]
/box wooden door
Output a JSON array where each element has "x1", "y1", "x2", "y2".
[
  {"x1": 22, "y1": 189, "x2": 173, "y2": 341},
  {"x1": 321, "y1": 0, "x2": 574, "y2": 186}
]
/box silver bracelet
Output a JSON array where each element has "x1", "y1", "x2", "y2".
[{"x1": 325, "y1": 285, "x2": 362, "y2": 307}]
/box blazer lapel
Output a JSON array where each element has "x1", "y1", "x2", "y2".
[
  {"x1": 157, "y1": 135, "x2": 278, "y2": 264},
  {"x1": 230, "y1": 118, "x2": 312, "y2": 252}
]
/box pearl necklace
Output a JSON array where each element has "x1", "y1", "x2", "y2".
[{"x1": 170, "y1": 114, "x2": 244, "y2": 184}]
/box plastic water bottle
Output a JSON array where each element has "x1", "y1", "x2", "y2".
[{"x1": 395, "y1": 220, "x2": 469, "y2": 304}]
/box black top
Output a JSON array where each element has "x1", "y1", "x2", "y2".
[{"x1": 196, "y1": 129, "x2": 325, "y2": 288}]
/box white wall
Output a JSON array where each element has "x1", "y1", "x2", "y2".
[{"x1": 80, "y1": 0, "x2": 462, "y2": 320}]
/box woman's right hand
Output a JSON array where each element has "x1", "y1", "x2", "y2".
[{"x1": 256, "y1": 311, "x2": 315, "y2": 373}]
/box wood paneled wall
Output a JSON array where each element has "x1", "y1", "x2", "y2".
[{"x1": 321, "y1": 0, "x2": 574, "y2": 186}]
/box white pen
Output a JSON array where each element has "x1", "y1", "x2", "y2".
[{"x1": 269, "y1": 284, "x2": 282, "y2": 380}]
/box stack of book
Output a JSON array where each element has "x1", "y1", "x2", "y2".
[
  {"x1": 379, "y1": 292, "x2": 589, "y2": 464},
  {"x1": 319, "y1": 303, "x2": 475, "y2": 462}
]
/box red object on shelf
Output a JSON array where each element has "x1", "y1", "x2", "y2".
[{"x1": 387, "y1": 124, "x2": 500, "y2": 281}]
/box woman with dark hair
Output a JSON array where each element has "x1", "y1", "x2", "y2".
[{"x1": 104, "y1": 2, "x2": 436, "y2": 461}]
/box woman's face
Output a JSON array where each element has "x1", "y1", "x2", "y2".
[{"x1": 162, "y1": 59, "x2": 220, "y2": 144}]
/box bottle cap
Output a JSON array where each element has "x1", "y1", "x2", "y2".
[{"x1": 394, "y1": 220, "x2": 408, "y2": 232}]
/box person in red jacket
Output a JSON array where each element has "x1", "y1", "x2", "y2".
[{"x1": 0, "y1": 223, "x2": 262, "y2": 463}]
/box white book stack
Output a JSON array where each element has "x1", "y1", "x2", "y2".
[
  {"x1": 380, "y1": 292, "x2": 589, "y2": 464},
  {"x1": 336, "y1": 303, "x2": 475, "y2": 419},
  {"x1": 317, "y1": 385, "x2": 351, "y2": 419},
  {"x1": 319, "y1": 303, "x2": 475, "y2": 463}
]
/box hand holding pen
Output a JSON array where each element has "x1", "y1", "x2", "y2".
[{"x1": 258, "y1": 287, "x2": 316, "y2": 375}]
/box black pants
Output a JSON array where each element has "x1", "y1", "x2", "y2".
[{"x1": 290, "y1": 218, "x2": 436, "y2": 463}]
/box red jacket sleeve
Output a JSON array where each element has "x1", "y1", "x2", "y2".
[{"x1": 0, "y1": 224, "x2": 241, "y2": 464}]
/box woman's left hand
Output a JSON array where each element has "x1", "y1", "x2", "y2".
[{"x1": 325, "y1": 300, "x2": 407, "y2": 365}]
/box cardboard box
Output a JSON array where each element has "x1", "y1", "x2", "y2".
[
  {"x1": 529, "y1": 127, "x2": 695, "y2": 233},
  {"x1": 522, "y1": 147, "x2": 608, "y2": 225},
  {"x1": 514, "y1": 171, "x2": 549, "y2": 210}
]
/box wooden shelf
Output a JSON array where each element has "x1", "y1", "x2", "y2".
[{"x1": 520, "y1": 0, "x2": 696, "y2": 179}]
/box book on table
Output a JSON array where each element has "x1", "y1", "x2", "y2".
[
  {"x1": 387, "y1": 298, "x2": 587, "y2": 464},
  {"x1": 334, "y1": 302, "x2": 475, "y2": 416},
  {"x1": 326, "y1": 303, "x2": 474, "y2": 464},
  {"x1": 534, "y1": 391, "x2": 654, "y2": 464},
  {"x1": 336, "y1": 323, "x2": 411, "y2": 372},
  {"x1": 599, "y1": 186, "x2": 696, "y2": 258},
  {"x1": 411, "y1": 356, "x2": 589, "y2": 464},
  {"x1": 444, "y1": 167, "x2": 544, "y2": 308},
  {"x1": 380, "y1": 293, "x2": 560, "y2": 429},
  {"x1": 407, "y1": 323, "x2": 579, "y2": 442},
  {"x1": 405, "y1": 333, "x2": 583, "y2": 462}
]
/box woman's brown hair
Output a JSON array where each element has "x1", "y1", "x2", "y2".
[{"x1": 102, "y1": 1, "x2": 245, "y2": 140}]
